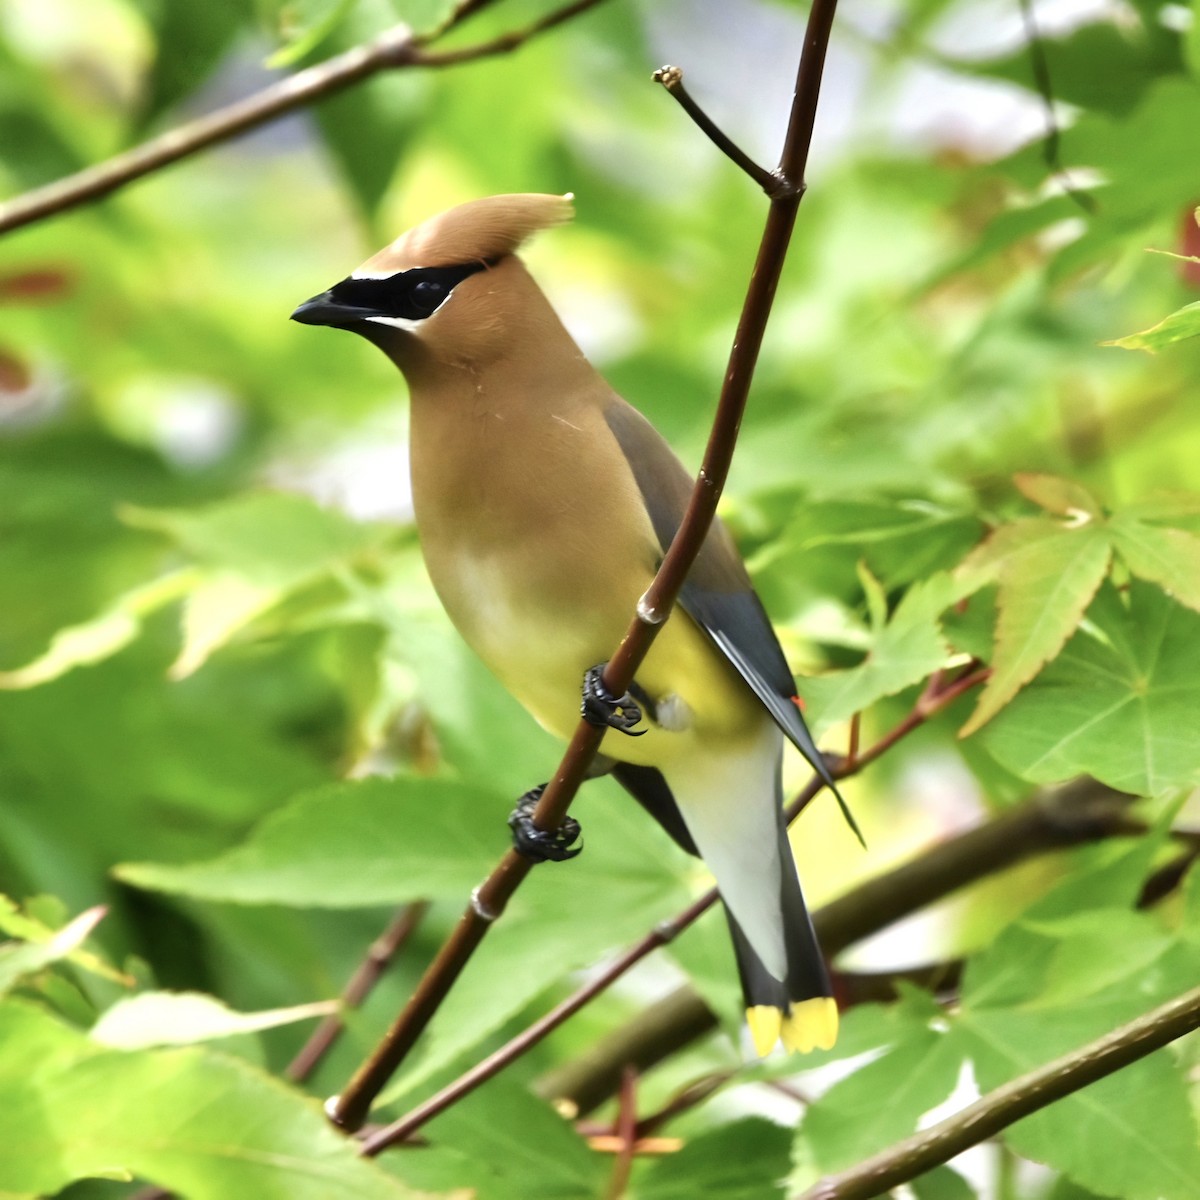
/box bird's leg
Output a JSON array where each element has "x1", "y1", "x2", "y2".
[
  {"x1": 581, "y1": 664, "x2": 647, "y2": 736},
  {"x1": 508, "y1": 784, "x2": 583, "y2": 862}
]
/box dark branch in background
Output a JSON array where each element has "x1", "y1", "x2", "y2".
[
  {"x1": 536, "y1": 776, "x2": 1141, "y2": 1117},
  {"x1": 0, "y1": 0, "x2": 610, "y2": 236},
  {"x1": 328, "y1": 0, "x2": 844, "y2": 1134},
  {"x1": 796, "y1": 983, "x2": 1200, "y2": 1200},
  {"x1": 284, "y1": 901, "x2": 429, "y2": 1083},
  {"x1": 835, "y1": 960, "x2": 964, "y2": 1007},
  {"x1": 1016, "y1": 0, "x2": 1097, "y2": 214}
]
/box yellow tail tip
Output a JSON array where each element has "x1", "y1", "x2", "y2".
[
  {"x1": 746, "y1": 998, "x2": 838, "y2": 1056},
  {"x1": 746, "y1": 1005, "x2": 783, "y2": 1057}
]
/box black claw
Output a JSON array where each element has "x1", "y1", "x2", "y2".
[
  {"x1": 508, "y1": 785, "x2": 582, "y2": 862},
  {"x1": 581, "y1": 664, "x2": 646, "y2": 736}
]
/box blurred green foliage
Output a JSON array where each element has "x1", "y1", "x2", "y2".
[{"x1": 1, "y1": 0, "x2": 1199, "y2": 1196}]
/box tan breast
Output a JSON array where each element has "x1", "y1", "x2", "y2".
[{"x1": 409, "y1": 364, "x2": 656, "y2": 733}]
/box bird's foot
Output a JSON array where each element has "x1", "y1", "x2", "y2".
[
  {"x1": 508, "y1": 785, "x2": 582, "y2": 862},
  {"x1": 581, "y1": 664, "x2": 646, "y2": 736}
]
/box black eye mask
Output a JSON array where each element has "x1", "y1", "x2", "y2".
[{"x1": 328, "y1": 261, "x2": 492, "y2": 322}]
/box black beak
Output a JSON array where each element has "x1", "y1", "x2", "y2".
[{"x1": 291, "y1": 290, "x2": 376, "y2": 328}]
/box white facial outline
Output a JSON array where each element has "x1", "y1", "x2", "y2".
[{"x1": 350, "y1": 266, "x2": 457, "y2": 330}]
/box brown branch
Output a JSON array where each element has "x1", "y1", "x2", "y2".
[
  {"x1": 538, "y1": 777, "x2": 1139, "y2": 1116},
  {"x1": 328, "y1": 0, "x2": 844, "y2": 1133},
  {"x1": 795, "y1": 983, "x2": 1200, "y2": 1200},
  {"x1": 0, "y1": 0, "x2": 609, "y2": 237},
  {"x1": 652, "y1": 66, "x2": 776, "y2": 192},
  {"x1": 284, "y1": 901, "x2": 429, "y2": 1084},
  {"x1": 412, "y1": 0, "x2": 612, "y2": 66},
  {"x1": 603, "y1": 1067, "x2": 639, "y2": 1200}
]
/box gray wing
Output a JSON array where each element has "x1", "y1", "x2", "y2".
[{"x1": 605, "y1": 399, "x2": 861, "y2": 844}]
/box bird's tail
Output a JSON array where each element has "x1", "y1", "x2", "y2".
[{"x1": 725, "y1": 809, "x2": 838, "y2": 1057}]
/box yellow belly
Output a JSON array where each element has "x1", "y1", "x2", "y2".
[{"x1": 426, "y1": 543, "x2": 763, "y2": 768}]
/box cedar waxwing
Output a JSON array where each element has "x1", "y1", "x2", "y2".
[{"x1": 292, "y1": 193, "x2": 847, "y2": 1055}]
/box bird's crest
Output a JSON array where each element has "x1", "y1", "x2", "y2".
[{"x1": 359, "y1": 193, "x2": 574, "y2": 275}]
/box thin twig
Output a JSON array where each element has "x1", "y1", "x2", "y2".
[
  {"x1": 285, "y1": 901, "x2": 429, "y2": 1083},
  {"x1": 413, "y1": 0, "x2": 611, "y2": 66},
  {"x1": 328, "y1": 0, "x2": 844, "y2": 1133},
  {"x1": 358, "y1": 890, "x2": 716, "y2": 1155},
  {"x1": 850, "y1": 664, "x2": 986, "y2": 771},
  {"x1": 604, "y1": 1067, "x2": 639, "y2": 1200},
  {"x1": 652, "y1": 66, "x2": 777, "y2": 192},
  {"x1": 795, "y1": 983, "x2": 1200, "y2": 1200},
  {"x1": 0, "y1": 0, "x2": 610, "y2": 236},
  {"x1": 845, "y1": 710, "x2": 861, "y2": 767},
  {"x1": 634, "y1": 1070, "x2": 734, "y2": 1138},
  {"x1": 1016, "y1": 0, "x2": 1096, "y2": 214}
]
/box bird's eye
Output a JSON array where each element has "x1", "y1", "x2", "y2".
[{"x1": 410, "y1": 280, "x2": 448, "y2": 314}]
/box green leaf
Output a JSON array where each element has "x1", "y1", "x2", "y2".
[
  {"x1": 947, "y1": 18, "x2": 1184, "y2": 119},
  {"x1": 1103, "y1": 299, "x2": 1200, "y2": 353},
  {"x1": 959, "y1": 1005, "x2": 1200, "y2": 1200},
  {"x1": 382, "y1": 782, "x2": 693, "y2": 1101},
  {"x1": 982, "y1": 580, "x2": 1200, "y2": 794},
  {"x1": 122, "y1": 492, "x2": 388, "y2": 589},
  {"x1": 955, "y1": 811, "x2": 1200, "y2": 1196},
  {"x1": 387, "y1": 607, "x2": 566, "y2": 796},
  {"x1": 266, "y1": 0, "x2": 358, "y2": 68},
  {"x1": 911, "y1": 1165, "x2": 977, "y2": 1200},
  {"x1": 637, "y1": 1117, "x2": 791, "y2": 1199},
  {"x1": 752, "y1": 497, "x2": 983, "y2": 615},
  {"x1": 796, "y1": 1023, "x2": 962, "y2": 1174},
  {"x1": 129, "y1": 0, "x2": 249, "y2": 129},
  {"x1": 0, "y1": 903, "x2": 113, "y2": 994},
  {"x1": 302, "y1": 0, "x2": 429, "y2": 222},
  {"x1": 958, "y1": 519, "x2": 1112, "y2": 737},
  {"x1": 170, "y1": 572, "x2": 287, "y2": 679},
  {"x1": 798, "y1": 573, "x2": 961, "y2": 736},
  {"x1": 116, "y1": 775, "x2": 508, "y2": 905},
  {"x1": 0, "y1": 570, "x2": 196, "y2": 690},
  {"x1": 1119, "y1": 491, "x2": 1200, "y2": 522},
  {"x1": 123, "y1": 492, "x2": 391, "y2": 675},
  {"x1": 1013, "y1": 473, "x2": 1101, "y2": 518},
  {"x1": 90, "y1": 992, "x2": 335, "y2": 1050},
  {"x1": 394, "y1": 1076, "x2": 604, "y2": 1199},
  {"x1": 1030, "y1": 910, "x2": 1173, "y2": 1006},
  {"x1": 1109, "y1": 515, "x2": 1200, "y2": 611},
  {"x1": 0, "y1": 999, "x2": 418, "y2": 1198},
  {"x1": 962, "y1": 825, "x2": 1178, "y2": 1011},
  {"x1": 667, "y1": 907, "x2": 741, "y2": 1038}
]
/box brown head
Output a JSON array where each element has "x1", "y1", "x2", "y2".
[{"x1": 291, "y1": 193, "x2": 575, "y2": 374}]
